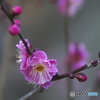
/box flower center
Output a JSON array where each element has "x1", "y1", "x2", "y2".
[{"x1": 36, "y1": 66, "x2": 44, "y2": 72}]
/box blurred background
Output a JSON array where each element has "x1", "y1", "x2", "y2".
[{"x1": 0, "y1": 0, "x2": 100, "y2": 100}]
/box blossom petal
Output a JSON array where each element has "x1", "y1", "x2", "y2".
[
  {"x1": 46, "y1": 66, "x2": 58, "y2": 77},
  {"x1": 16, "y1": 39, "x2": 32, "y2": 50},
  {"x1": 36, "y1": 72, "x2": 52, "y2": 85},
  {"x1": 41, "y1": 82, "x2": 52, "y2": 89},
  {"x1": 57, "y1": 0, "x2": 67, "y2": 15},
  {"x1": 27, "y1": 57, "x2": 40, "y2": 66},
  {"x1": 20, "y1": 66, "x2": 32, "y2": 76},
  {"x1": 24, "y1": 67, "x2": 37, "y2": 82},
  {"x1": 42, "y1": 60, "x2": 58, "y2": 77},
  {"x1": 49, "y1": 59, "x2": 57, "y2": 66},
  {"x1": 21, "y1": 55, "x2": 27, "y2": 68},
  {"x1": 67, "y1": 0, "x2": 84, "y2": 17},
  {"x1": 68, "y1": 42, "x2": 76, "y2": 55},
  {"x1": 33, "y1": 50, "x2": 47, "y2": 61}
]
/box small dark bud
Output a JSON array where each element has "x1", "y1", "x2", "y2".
[
  {"x1": 69, "y1": 73, "x2": 75, "y2": 79},
  {"x1": 75, "y1": 73, "x2": 87, "y2": 82}
]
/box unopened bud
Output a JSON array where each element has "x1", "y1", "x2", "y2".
[
  {"x1": 12, "y1": 6, "x2": 23, "y2": 16},
  {"x1": 9, "y1": 24, "x2": 20, "y2": 35},
  {"x1": 75, "y1": 73, "x2": 87, "y2": 82},
  {"x1": 14, "y1": 19, "x2": 21, "y2": 26},
  {"x1": 69, "y1": 73, "x2": 75, "y2": 79}
]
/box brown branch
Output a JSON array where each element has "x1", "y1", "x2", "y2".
[{"x1": 52, "y1": 59, "x2": 99, "y2": 81}]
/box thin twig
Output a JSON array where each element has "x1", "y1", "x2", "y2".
[
  {"x1": 19, "y1": 86, "x2": 43, "y2": 100},
  {"x1": 52, "y1": 59, "x2": 99, "y2": 81}
]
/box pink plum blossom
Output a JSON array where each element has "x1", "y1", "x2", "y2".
[
  {"x1": 57, "y1": 0, "x2": 67, "y2": 15},
  {"x1": 21, "y1": 50, "x2": 58, "y2": 89},
  {"x1": 41, "y1": 82, "x2": 52, "y2": 89},
  {"x1": 57, "y1": 0, "x2": 85, "y2": 17},
  {"x1": 16, "y1": 40, "x2": 58, "y2": 89},
  {"x1": 66, "y1": 42, "x2": 90, "y2": 70}
]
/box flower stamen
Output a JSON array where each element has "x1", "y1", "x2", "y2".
[{"x1": 36, "y1": 66, "x2": 44, "y2": 72}]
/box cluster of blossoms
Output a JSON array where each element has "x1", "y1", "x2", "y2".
[
  {"x1": 3, "y1": 4, "x2": 58, "y2": 89},
  {"x1": 9, "y1": 6, "x2": 22, "y2": 35},
  {"x1": 1, "y1": 1, "x2": 100, "y2": 100},
  {"x1": 1, "y1": 2, "x2": 90, "y2": 89},
  {"x1": 16, "y1": 39, "x2": 58, "y2": 89},
  {"x1": 66, "y1": 42, "x2": 90, "y2": 70}
]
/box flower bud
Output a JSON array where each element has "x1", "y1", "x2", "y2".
[
  {"x1": 75, "y1": 73, "x2": 87, "y2": 82},
  {"x1": 14, "y1": 19, "x2": 21, "y2": 26},
  {"x1": 69, "y1": 73, "x2": 75, "y2": 79},
  {"x1": 12, "y1": 6, "x2": 23, "y2": 16},
  {"x1": 9, "y1": 24, "x2": 20, "y2": 35}
]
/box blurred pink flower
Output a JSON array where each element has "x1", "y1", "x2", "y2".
[
  {"x1": 16, "y1": 41, "x2": 58, "y2": 89},
  {"x1": 57, "y1": 0, "x2": 85, "y2": 17},
  {"x1": 57, "y1": 0, "x2": 67, "y2": 15},
  {"x1": 66, "y1": 42, "x2": 90, "y2": 70}
]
